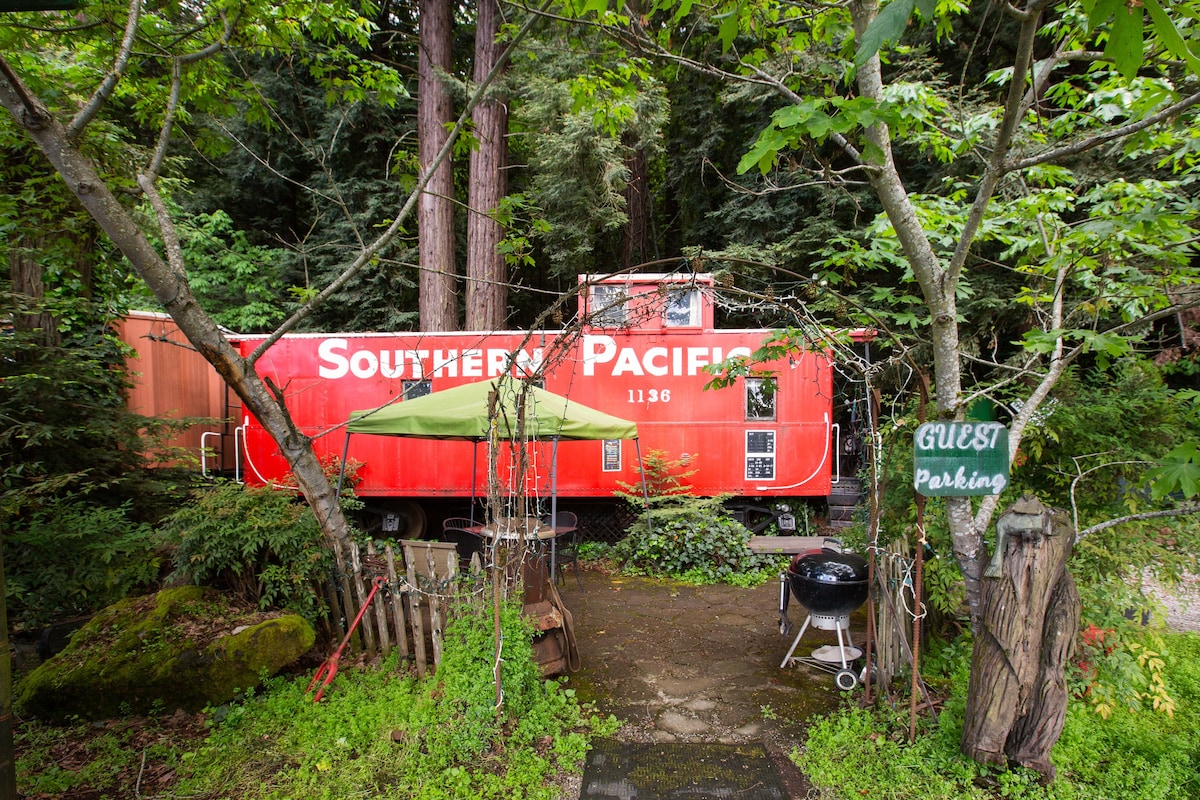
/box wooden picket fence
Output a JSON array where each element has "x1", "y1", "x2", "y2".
[
  {"x1": 872, "y1": 538, "x2": 914, "y2": 687},
  {"x1": 322, "y1": 538, "x2": 486, "y2": 677}
]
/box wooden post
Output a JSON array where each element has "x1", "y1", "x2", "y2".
[
  {"x1": 404, "y1": 545, "x2": 429, "y2": 677},
  {"x1": 366, "y1": 541, "x2": 391, "y2": 658},
  {"x1": 349, "y1": 542, "x2": 377, "y2": 659},
  {"x1": 384, "y1": 544, "x2": 411, "y2": 664},
  {"x1": 961, "y1": 495, "x2": 1079, "y2": 783}
]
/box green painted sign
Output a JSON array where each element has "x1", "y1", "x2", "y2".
[{"x1": 913, "y1": 422, "x2": 1009, "y2": 497}]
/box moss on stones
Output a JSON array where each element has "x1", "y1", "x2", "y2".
[{"x1": 16, "y1": 587, "x2": 315, "y2": 721}]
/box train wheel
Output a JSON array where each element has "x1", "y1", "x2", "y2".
[
  {"x1": 834, "y1": 668, "x2": 858, "y2": 691},
  {"x1": 393, "y1": 501, "x2": 427, "y2": 539},
  {"x1": 362, "y1": 501, "x2": 427, "y2": 539}
]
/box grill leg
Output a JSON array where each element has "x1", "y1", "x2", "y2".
[
  {"x1": 836, "y1": 625, "x2": 850, "y2": 669},
  {"x1": 780, "y1": 614, "x2": 813, "y2": 668}
]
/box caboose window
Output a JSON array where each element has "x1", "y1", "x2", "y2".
[
  {"x1": 664, "y1": 288, "x2": 700, "y2": 327},
  {"x1": 403, "y1": 379, "x2": 431, "y2": 399},
  {"x1": 746, "y1": 377, "x2": 777, "y2": 420},
  {"x1": 591, "y1": 285, "x2": 628, "y2": 326}
]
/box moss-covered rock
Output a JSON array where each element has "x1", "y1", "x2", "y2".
[{"x1": 16, "y1": 586, "x2": 316, "y2": 721}]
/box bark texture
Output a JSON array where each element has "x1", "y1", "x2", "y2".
[
  {"x1": 465, "y1": 0, "x2": 508, "y2": 330},
  {"x1": 9, "y1": 238, "x2": 56, "y2": 341},
  {"x1": 620, "y1": 137, "x2": 650, "y2": 270},
  {"x1": 961, "y1": 496, "x2": 1079, "y2": 782},
  {"x1": 418, "y1": 0, "x2": 458, "y2": 331}
]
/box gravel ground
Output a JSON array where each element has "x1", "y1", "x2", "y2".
[{"x1": 1145, "y1": 569, "x2": 1200, "y2": 633}]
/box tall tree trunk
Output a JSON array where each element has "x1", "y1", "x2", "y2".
[
  {"x1": 620, "y1": 137, "x2": 650, "y2": 270},
  {"x1": 9, "y1": 236, "x2": 58, "y2": 344},
  {"x1": 961, "y1": 496, "x2": 1079, "y2": 782},
  {"x1": 418, "y1": 0, "x2": 458, "y2": 331},
  {"x1": 465, "y1": 0, "x2": 508, "y2": 330},
  {"x1": 850, "y1": 0, "x2": 987, "y2": 625},
  {"x1": 0, "y1": 68, "x2": 356, "y2": 554}
]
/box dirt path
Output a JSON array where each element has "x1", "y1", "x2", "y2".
[{"x1": 558, "y1": 569, "x2": 863, "y2": 798}]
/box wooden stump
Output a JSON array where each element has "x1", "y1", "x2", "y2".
[{"x1": 961, "y1": 496, "x2": 1080, "y2": 783}]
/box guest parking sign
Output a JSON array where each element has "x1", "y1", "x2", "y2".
[{"x1": 913, "y1": 422, "x2": 1009, "y2": 496}]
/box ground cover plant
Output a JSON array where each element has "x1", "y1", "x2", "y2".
[
  {"x1": 796, "y1": 630, "x2": 1200, "y2": 799},
  {"x1": 15, "y1": 599, "x2": 616, "y2": 799}
]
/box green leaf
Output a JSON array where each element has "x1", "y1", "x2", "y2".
[
  {"x1": 1145, "y1": 442, "x2": 1200, "y2": 499},
  {"x1": 715, "y1": 3, "x2": 742, "y2": 52},
  {"x1": 1143, "y1": 0, "x2": 1200, "y2": 77},
  {"x1": 1105, "y1": 4, "x2": 1146, "y2": 80},
  {"x1": 1087, "y1": 0, "x2": 1123, "y2": 32},
  {"x1": 854, "y1": 0, "x2": 916, "y2": 68},
  {"x1": 737, "y1": 126, "x2": 789, "y2": 175}
]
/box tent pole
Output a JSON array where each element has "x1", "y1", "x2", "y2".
[
  {"x1": 550, "y1": 437, "x2": 559, "y2": 583},
  {"x1": 471, "y1": 441, "x2": 479, "y2": 526},
  {"x1": 335, "y1": 429, "x2": 352, "y2": 498},
  {"x1": 636, "y1": 438, "x2": 652, "y2": 534}
]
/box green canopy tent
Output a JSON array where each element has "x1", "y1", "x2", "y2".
[
  {"x1": 337, "y1": 379, "x2": 649, "y2": 566},
  {"x1": 346, "y1": 379, "x2": 638, "y2": 441}
]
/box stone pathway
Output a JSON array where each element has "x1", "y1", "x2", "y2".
[{"x1": 559, "y1": 571, "x2": 859, "y2": 798}]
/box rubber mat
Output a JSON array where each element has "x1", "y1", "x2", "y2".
[{"x1": 580, "y1": 738, "x2": 789, "y2": 799}]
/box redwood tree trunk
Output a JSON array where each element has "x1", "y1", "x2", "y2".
[
  {"x1": 465, "y1": 0, "x2": 507, "y2": 330},
  {"x1": 620, "y1": 137, "x2": 650, "y2": 270},
  {"x1": 9, "y1": 237, "x2": 58, "y2": 343},
  {"x1": 418, "y1": 0, "x2": 458, "y2": 331},
  {"x1": 961, "y1": 496, "x2": 1079, "y2": 783}
]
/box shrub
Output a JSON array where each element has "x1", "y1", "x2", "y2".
[
  {"x1": 612, "y1": 498, "x2": 786, "y2": 585},
  {"x1": 3, "y1": 499, "x2": 161, "y2": 629},
  {"x1": 156, "y1": 481, "x2": 332, "y2": 625}
]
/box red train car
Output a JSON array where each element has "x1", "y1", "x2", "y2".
[
  {"x1": 116, "y1": 311, "x2": 239, "y2": 472},
  {"x1": 229, "y1": 274, "x2": 857, "y2": 535}
]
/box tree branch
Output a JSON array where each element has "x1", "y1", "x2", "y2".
[
  {"x1": 145, "y1": 59, "x2": 182, "y2": 180},
  {"x1": 67, "y1": 0, "x2": 142, "y2": 140},
  {"x1": 945, "y1": 2, "x2": 1046, "y2": 286},
  {"x1": 1078, "y1": 505, "x2": 1200, "y2": 539},
  {"x1": 1005, "y1": 89, "x2": 1200, "y2": 172}
]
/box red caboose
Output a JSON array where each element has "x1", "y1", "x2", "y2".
[{"x1": 229, "y1": 274, "x2": 854, "y2": 536}]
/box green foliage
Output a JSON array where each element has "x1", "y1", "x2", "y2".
[
  {"x1": 178, "y1": 209, "x2": 289, "y2": 333},
  {"x1": 157, "y1": 481, "x2": 332, "y2": 625},
  {"x1": 612, "y1": 447, "x2": 785, "y2": 584},
  {"x1": 511, "y1": 32, "x2": 669, "y2": 274},
  {"x1": 798, "y1": 632, "x2": 1200, "y2": 799},
  {"x1": 614, "y1": 448, "x2": 698, "y2": 504},
  {"x1": 168, "y1": 605, "x2": 616, "y2": 799},
  {"x1": 3, "y1": 499, "x2": 161, "y2": 630},
  {"x1": 16, "y1": 722, "x2": 158, "y2": 797},
  {"x1": 612, "y1": 497, "x2": 786, "y2": 585},
  {"x1": 1146, "y1": 441, "x2": 1200, "y2": 500},
  {"x1": 1013, "y1": 362, "x2": 1199, "y2": 516},
  {"x1": 0, "y1": 291, "x2": 195, "y2": 629}
]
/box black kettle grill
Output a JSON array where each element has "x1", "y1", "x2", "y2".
[{"x1": 778, "y1": 544, "x2": 869, "y2": 690}]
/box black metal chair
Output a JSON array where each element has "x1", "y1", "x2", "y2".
[
  {"x1": 441, "y1": 517, "x2": 483, "y2": 569},
  {"x1": 543, "y1": 512, "x2": 582, "y2": 589}
]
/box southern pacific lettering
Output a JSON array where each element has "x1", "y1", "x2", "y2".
[{"x1": 313, "y1": 335, "x2": 750, "y2": 380}]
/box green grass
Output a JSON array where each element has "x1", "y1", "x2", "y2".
[
  {"x1": 796, "y1": 631, "x2": 1200, "y2": 800},
  {"x1": 16, "y1": 600, "x2": 618, "y2": 800}
]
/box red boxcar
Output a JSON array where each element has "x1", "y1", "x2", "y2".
[{"x1": 227, "y1": 274, "x2": 857, "y2": 535}]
